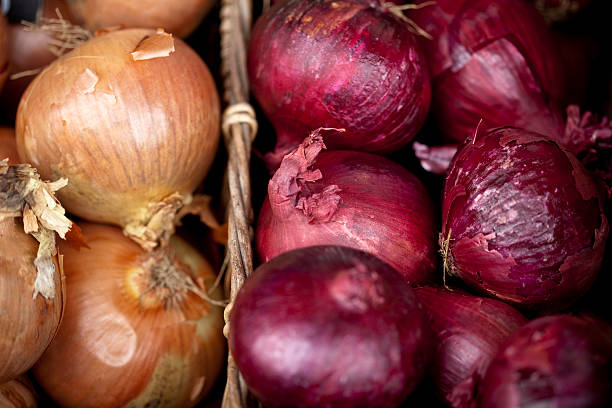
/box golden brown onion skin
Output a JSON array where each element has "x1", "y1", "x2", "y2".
[
  {"x1": 0, "y1": 14, "x2": 9, "y2": 92},
  {"x1": 16, "y1": 29, "x2": 220, "y2": 233},
  {"x1": 0, "y1": 219, "x2": 65, "y2": 383},
  {"x1": 33, "y1": 223, "x2": 226, "y2": 408},
  {"x1": 66, "y1": 0, "x2": 216, "y2": 38},
  {"x1": 0, "y1": 375, "x2": 38, "y2": 408},
  {"x1": 0, "y1": 128, "x2": 19, "y2": 162}
]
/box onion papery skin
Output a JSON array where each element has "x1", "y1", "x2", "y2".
[
  {"x1": 230, "y1": 246, "x2": 432, "y2": 408},
  {"x1": 415, "y1": 287, "x2": 527, "y2": 408},
  {"x1": 256, "y1": 135, "x2": 437, "y2": 284},
  {"x1": 0, "y1": 376, "x2": 38, "y2": 408},
  {"x1": 412, "y1": 0, "x2": 566, "y2": 143},
  {"x1": 0, "y1": 218, "x2": 65, "y2": 383},
  {"x1": 66, "y1": 0, "x2": 216, "y2": 38},
  {"x1": 480, "y1": 315, "x2": 612, "y2": 407},
  {"x1": 16, "y1": 28, "x2": 220, "y2": 245},
  {"x1": 0, "y1": 127, "x2": 19, "y2": 162},
  {"x1": 442, "y1": 127, "x2": 608, "y2": 310},
  {"x1": 249, "y1": 0, "x2": 431, "y2": 168},
  {"x1": 33, "y1": 223, "x2": 226, "y2": 408},
  {"x1": 0, "y1": 14, "x2": 8, "y2": 93}
]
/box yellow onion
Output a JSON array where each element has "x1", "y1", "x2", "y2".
[
  {"x1": 0, "y1": 218, "x2": 65, "y2": 384},
  {"x1": 1, "y1": 13, "x2": 8, "y2": 92},
  {"x1": 0, "y1": 376, "x2": 38, "y2": 408},
  {"x1": 66, "y1": 0, "x2": 217, "y2": 38},
  {"x1": 33, "y1": 223, "x2": 226, "y2": 408},
  {"x1": 1, "y1": 136, "x2": 68, "y2": 385},
  {"x1": 16, "y1": 28, "x2": 220, "y2": 250}
]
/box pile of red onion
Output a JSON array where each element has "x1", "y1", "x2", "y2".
[
  {"x1": 248, "y1": 0, "x2": 431, "y2": 169},
  {"x1": 229, "y1": 245, "x2": 432, "y2": 408},
  {"x1": 256, "y1": 131, "x2": 437, "y2": 284},
  {"x1": 441, "y1": 126, "x2": 608, "y2": 310},
  {"x1": 240, "y1": 1, "x2": 612, "y2": 405}
]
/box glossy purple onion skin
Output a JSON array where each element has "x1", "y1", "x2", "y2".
[
  {"x1": 411, "y1": 0, "x2": 469, "y2": 78},
  {"x1": 480, "y1": 315, "x2": 612, "y2": 408},
  {"x1": 229, "y1": 246, "x2": 432, "y2": 408},
  {"x1": 442, "y1": 127, "x2": 608, "y2": 310},
  {"x1": 257, "y1": 135, "x2": 437, "y2": 284},
  {"x1": 248, "y1": 0, "x2": 431, "y2": 168},
  {"x1": 412, "y1": 0, "x2": 565, "y2": 143},
  {"x1": 415, "y1": 287, "x2": 527, "y2": 408}
]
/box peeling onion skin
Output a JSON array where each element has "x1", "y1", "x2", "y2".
[
  {"x1": 33, "y1": 223, "x2": 226, "y2": 408},
  {"x1": 1, "y1": 136, "x2": 65, "y2": 384},
  {"x1": 412, "y1": 0, "x2": 566, "y2": 142},
  {"x1": 0, "y1": 14, "x2": 8, "y2": 93},
  {"x1": 256, "y1": 136, "x2": 437, "y2": 284},
  {"x1": 66, "y1": 0, "x2": 217, "y2": 38},
  {"x1": 442, "y1": 127, "x2": 608, "y2": 310},
  {"x1": 0, "y1": 375, "x2": 38, "y2": 408},
  {"x1": 16, "y1": 29, "x2": 220, "y2": 239},
  {"x1": 480, "y1": 315, "x2": 612, "y2": 408},
  {"x1": 415, "y1": 287, "x2": 527, "y2": 408},
  {"x1": 249, "y1": 0, "x2": 431, "y2": 169},
  {"x1": 230, "y1": 246, "x2": 433, "y2": 408},
  {"x1": 0, "y1": 218, "x2": 65, "y2": 384}
]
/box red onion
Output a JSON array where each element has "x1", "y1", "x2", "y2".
[
  {"x1": 0, "y1": 0, "x2": 76, "y2": 122},
  {"x1": 256, "y1": 131, "x2": 437, "y2": 284},
  {"x1": 248, "y1": 0, "x2": 431, "y2": 169},
  {"x1": 229, "y1": 245, "x2": 432, "y2": 408},
  {"x1": 411, "y1": 0, "x2": 468, "y2": 78},
  {"x1": 442, "y1": 127, "x2": 608, "y2": 310},
  {"x1": 480, "y1": 315, "x2": 612, "y2": 407},
  {"x1": 415, "y1": 286, "x2": 527, "y2": 408},
  {"x1": 412, "y1": 0, "x2": 566, "y2": 143}
]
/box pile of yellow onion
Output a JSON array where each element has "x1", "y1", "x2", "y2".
[{"x1": 1, "y1": 10, "x2": 227, "y2": 407}]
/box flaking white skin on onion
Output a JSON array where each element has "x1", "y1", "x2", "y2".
[{"x1": 16, "y1": 27, "x2": 220, "y2": 251}]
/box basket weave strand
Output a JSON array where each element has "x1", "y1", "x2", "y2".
[{"x1": 219, "y1": 0, "x2": 257, "y2": 406}]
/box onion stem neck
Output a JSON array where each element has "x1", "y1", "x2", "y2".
[
  {"x1": 381, "y1": 1, "x2": 434, "y2": 39},
  {"x1": 22, "y1": 9, "x2": 92, "y2": 57},
  {"x1": 136, "y1": 247, "x2": 227, "y2": 310},
  {"x1": 268, "y1": 130, "x2": 343, "y2": 223},
  {"x1": 0, "y1": 160, "x2": 71, "y2": 299},
  {"x1": 439, "y1": 228, "x2": 455, "y2": 288}
]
